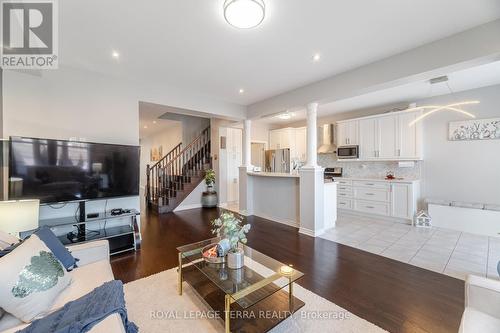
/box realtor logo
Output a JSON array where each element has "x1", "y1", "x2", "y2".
[{"x1": 1, "y1": 0, "x2": 58, "y2": 69}]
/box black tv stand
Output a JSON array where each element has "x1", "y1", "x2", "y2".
[{"x1": 37, "y1": 209, "x2": 141, "y2": 256}]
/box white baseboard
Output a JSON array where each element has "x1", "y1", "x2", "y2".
[
  {"x1": 299, "y1": 227, "x2": 326, "y2": 238},
  {"x1": 173, "y1": 203, "x2": 202, "y2": 212},
  {"x1": 252, "y1": 213, "x2": 299, "y2": 228}
]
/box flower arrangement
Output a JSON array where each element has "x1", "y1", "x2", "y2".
[
  {"x1": 211, "y1": 212, "x2": 251, "y2": 253},
  {"x1": 204, "y1": 169, "x2": 216, "y2": 186}
]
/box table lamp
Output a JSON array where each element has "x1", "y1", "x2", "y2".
[{"x1": 0, "y1": 200, "x2": 40, "y2": 238}]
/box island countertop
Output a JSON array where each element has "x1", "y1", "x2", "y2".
[{"x1": 247, "y1": 171, "x2": 300, "y2": 178}]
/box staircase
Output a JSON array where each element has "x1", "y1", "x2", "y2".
[{"x1": 146, "y1": 127, "x2": 211, "y2": 214}]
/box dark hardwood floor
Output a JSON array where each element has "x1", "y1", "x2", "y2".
[{"x1": 111, "y1": 208, "x2": 464, "y2": 333}]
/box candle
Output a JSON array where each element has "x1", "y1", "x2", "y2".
[{"x1": 280, "y1": 265, "x2": 294, "y2": 276}]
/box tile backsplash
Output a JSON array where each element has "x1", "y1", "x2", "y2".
[{"x1": 318, "y1": 154, "x2": 421, "y2": 180}]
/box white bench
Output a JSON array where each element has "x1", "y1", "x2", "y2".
[{"x1": 427, "y1": 199, "x2": 500, "y2": 237}]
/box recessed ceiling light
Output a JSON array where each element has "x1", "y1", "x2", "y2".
[
  {"x1": 312, "y1": 53, "x2": 321, "y2": 62},
  {"x1": 224, "y1": 0, "x2": 265, "y2": 29},
  {"x1": 143, "y1": 125, "x2": 148, "y2": 129},
  {"x1": 239, "y1": 88, "x2": 245, "y2": 94},
  {"x1": 152, "y1": 120, "x2": 157, "y2": 124},
  {"x1": 112, "y1": 50, "x2": 120, "y2": 59}
]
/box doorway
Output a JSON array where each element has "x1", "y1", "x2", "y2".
[
  {"x1": 251, "y1": 142, "x2": 266, "y2": 169},
  {"x1": 219, "y1": 127, "x2": 242, "y2": 211}
]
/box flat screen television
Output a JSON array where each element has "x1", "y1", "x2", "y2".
[{"x1": 8, "y1": 137, "x2": 140, "y2": 204}]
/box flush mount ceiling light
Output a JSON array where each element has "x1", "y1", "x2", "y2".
[
  {"x1": 224, "y1": 0, "x2": 265, "y2": 29},
  {"x1": 276, "y1": 111, "x2": 295, "y2": 120},
  {"x1": 408, "y1": 76, "x2": 479, "y2": 127}
]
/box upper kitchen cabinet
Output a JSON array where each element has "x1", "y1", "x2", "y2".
[
  {"x1": 359, "y1": 118, "x2": 378, "y2": 159},
  {"x1": 269, "y1": 127, "x2": 293, "y2": 149},
  {"x1": 337, "y1": 120, "x2": 359, "y2": 146},
  {"x1": 378, "y1": 115, "x2": 398, "y2": 159},
  {"x1": 344, "y1": 109, "x2": 423, "y2": 161},
  {"x1": 269, "y1": 127, "x2": 307, "y2": 162},
  {"x1": 397, "y1": 111, "x2": 423, "y2": 159},
  {"x1": 294, "y1": 127, "x2": 307, "y2": 161}
]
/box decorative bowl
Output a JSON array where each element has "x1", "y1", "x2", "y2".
[{"x1": 202, "y1": 243, "x2": 226, "y2": 264}]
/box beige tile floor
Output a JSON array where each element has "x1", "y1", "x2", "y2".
[{"x1": 320, "y1": 214, "x2": 500, "y2": 281}]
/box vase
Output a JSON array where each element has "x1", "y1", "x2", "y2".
[
  {"x1": 227, "y1": 248, "x2": 244, "y2": 269},
  {"x1": 201, "y1": 183, "x2": 218, "y2": 208}
]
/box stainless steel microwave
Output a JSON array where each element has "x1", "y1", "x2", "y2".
[{"x1": 337, "y1": 145, "x2": 359, "y2": 159}]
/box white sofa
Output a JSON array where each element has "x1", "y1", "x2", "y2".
[
  {"x1": 459, "y1": 275, "x2": 500, "y2": 333},
  {"x1": 0, "y1": 240, "x2": 126, "y2": 333}
]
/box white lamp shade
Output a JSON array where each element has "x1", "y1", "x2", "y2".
[{"x1": 0, "y1": 200, "x2": 40, "y2": 237}]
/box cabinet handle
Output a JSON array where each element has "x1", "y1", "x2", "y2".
[
  {"x1": 365, "y1": 183, "x2": 375, "y2": 186},
  {"x1": 398, "y1": 149, "x2": 401, "y2": 157},
  {"x1": 365, "y1": 193, "x2": 375, "y2": 196},
  {"x1": 366, "y1": 206, "x2": 375, "y2": 209}
]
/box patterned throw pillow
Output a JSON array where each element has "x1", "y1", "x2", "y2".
[{"x1": 0, "y1": 235, "x2": 72, "y2": 322}]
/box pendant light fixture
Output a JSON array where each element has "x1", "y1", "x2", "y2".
[
  {"x1": 224, "y1": 0, "x2": 265, "y2": 29},
  {"x1": 408, "y1": 76, "x2": 479, "y2": 126}
]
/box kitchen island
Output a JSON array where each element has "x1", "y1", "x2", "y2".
[{"x1": 244, "y1": 171, "x2": 337, "y2": 234}]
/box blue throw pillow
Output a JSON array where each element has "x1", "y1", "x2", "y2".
[
  {"x1": 0, "y1": 242, "x2": 22, "y2": 258},
  {"x1": 34, "y1": 226, "x2": 78, "y2": 271}
]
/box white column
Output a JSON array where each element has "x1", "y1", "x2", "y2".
[
  {"x1": 304, "y1": 102, "x2": 319, "y2": 169},
  {"x1": 242, "y1": 119, "x2": 252, "y2": 169},
  {"x1": 239, "y1": 119, "x2": 253, "y2": 216},
  {"x1": 299, "y1": 101, "x2": 326, "y2": 237}
]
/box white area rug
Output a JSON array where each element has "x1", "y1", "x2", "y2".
[{"x1": 124, "y1": 261, "x2": 387, "y2": 333}]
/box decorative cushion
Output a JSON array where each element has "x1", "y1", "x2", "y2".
[
  {"x1": 34, "y1": 226, "x2": 78, "y2": 271},
  {"x1": 0, "y1": 242, "x2": 23, "y2": 258},
  {"x1": 0, "y1": 235, "x2": 72, "y2": 323},
  {"x1": 0, "y1": 231, "x2": 20, "y2": 250}
]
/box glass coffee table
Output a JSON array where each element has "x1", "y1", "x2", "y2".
[{"x1": 177, "y1": 237, "x2": 305, "y2": 333}]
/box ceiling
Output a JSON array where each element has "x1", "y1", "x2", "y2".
[
  {"x1": 138, "y1": 107, "x2": 180, "y2": 139},
  {"x1": 59, "y1": 0, "x2": 500, "y2": 106},
  {"x1": 256, "y1": 61, "x2": 500, "y2": 125}
]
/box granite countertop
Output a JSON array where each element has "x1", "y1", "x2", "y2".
[{"x1": 247, "y1": 171, "x2": 300, "y2": 178}]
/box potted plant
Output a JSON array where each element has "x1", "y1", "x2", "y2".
[
  {"x1": 211, "y1": 212, "x2": 251, "y2": 269},
  {"x1": 205, "y1": 169, "x2": 216, "y2": 192},
  {"x1": 201, "y1": 169, "x2": 218, "y2": 208}
]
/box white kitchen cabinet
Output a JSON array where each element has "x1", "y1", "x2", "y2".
[
  {"x1": 391, "y1": 183, "x2": 415, "y2": 219},
  {"x1": 294, "y1": 127, "x2": 307, "y2": 162},
  {"x1": 269, "y1": 130, "x2": 281, "y2": 149},
  {"x1": 269, "y1": 127, "x2": 307, "y2": 162},
  {"x1": 359, "y1": 118, "x2": 378, "y2": 159},
  {"x1": 378, "y1": 116, "x2": 398, "y2": 159},
  {"x1": 350, "y1": 110, "x2": 422, "y2": 161},
  {"x1": 337, "y1": 120, "x2": 359, "y2": 146},
  {"x1": 397, "y1": 111, "x2": 422, "y2": 159},
  {"x1": 269, "y1": 128, "x2": 293, "y2": 150},
  {"x1": 335, "y1": 178, "x2": 420, "y2": 221}
]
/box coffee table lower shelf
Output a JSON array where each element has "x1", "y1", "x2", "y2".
[{"x1": 182, "y1": 265, "x2": 305, "y2": 333}]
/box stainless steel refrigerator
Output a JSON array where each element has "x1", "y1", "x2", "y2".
[{"x1": 265, "y1": 148, "x2": 290, "y2": 173}]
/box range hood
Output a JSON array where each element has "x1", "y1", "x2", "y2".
[{"x1": 317, "y1": 124, "x2": 336, "y2": 154}]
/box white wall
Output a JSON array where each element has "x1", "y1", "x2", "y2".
[
  {"x1": 139, "y1": 122, "x2": 182, "y2": 191},
  {"x1": 2, "y1": 67, "x2": 244, "y2": 224},
  {"x1": 417, "y1": 84, "x2": 500, "y2": 205}
]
